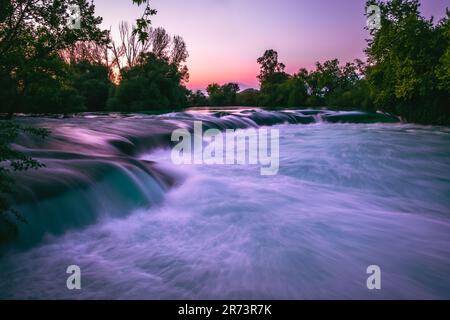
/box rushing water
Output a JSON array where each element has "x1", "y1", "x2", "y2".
[{"x1": 0, "y1": 110, "x2": 449, "y2": 299}]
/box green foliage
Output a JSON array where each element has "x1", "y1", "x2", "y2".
[
  {"x1": 110, "y1": 53, "x2": 188, "y2": 112},
  {"x1": 283, "y1": 76, "x2": 309, "y2": 108},
  {"x1": 206, "y1": 83, "x2": 240, "y2": 106},
  {"x1": 70, "y1": 61, "x2": 110, "y2": 112},
  {"x1": 255, "y1": 49, "x2": 291, "y2": 107},
  {"x1": 205, "y1": 84, "x2": 222, "y2": 106},
  {"x1": 0, "y1": 122, "x2": 48, "y2": 170},
  {"x1": 0, "y1": 121, "x2": 49, "y2": 243},
  {"x1": 251, "y1": 50, "x2": 370, "y2": 110},
  {"x1": 237, "y1": 89, "x2": 260, "y2": 106},
  {"x1": 0, "y1": 54, "x2": 113, "y2": 114},
  {"x1": 325, "y1": 80, "x2": 375, "y2": 111},
  {"x1": 259, "y1": 72, "x2": 291, "y2": 107},
  {"x1": 188, "y1": 90, "x2": 208, "y2": 106},
  {"x1": 10, "y1": 55, "x2": 89, "y2": 114},
  {"x1": 132, "y1": 0, "x2": 157, "y2": 43},
  {"x1": 365, "y1": 0, "x2": 450, "y2": 124},
  {"x1": 0, "y1": 0, "x2": 108, "y2": 115}
]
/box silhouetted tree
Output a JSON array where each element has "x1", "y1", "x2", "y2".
[
  {"x1": 110, "y1": 22, "x2": 189, "y2": 83},
  {"x1": 257, "y1": 49, "x2": 286, "y2": 84},
  {"x1": 237, "y1": 89, "x2": 261, "y2": 106},
  {"x1": 152, "y1": 27, "x2": 171, "y2": 60},
  {"x1": 113, "y1": 22, "x2": 153, "y2": 71},
  {"x1": 256, "y1": 50, "x2": 290, "y2": 107},
  {"x1": 170, "y1": 35, "x2": 189, "y2": 83},
  {"x1": 188, "y1": 90, "x2": 208, "y2": 106},
  {"x1": 131, "y1": 0, "x2": 157, "y2": 43},
  {"x1": 206, "y1": 83, "x2": 240, "y2": 106},
  {"x1": 171, "y1": 35, "x2": 189, "y2": 67},
  {"x1": 0, "y1": 0, "x2": 108, "y2": 115},
  {"x1": 70, "y1": 61, "x2": 111, "y2": 112},
  {"x1": 109, "y1": 53, "x2": 188, "y2": 112}
]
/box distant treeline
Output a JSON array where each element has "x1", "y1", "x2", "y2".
[{"x1": 190, "y1": 56, "x2": 372, "y2": 112}]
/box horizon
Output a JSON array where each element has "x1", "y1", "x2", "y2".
[{"x1": 95, "y1": 0, "x2": 448, "y2": 91}]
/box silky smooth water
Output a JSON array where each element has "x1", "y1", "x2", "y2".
[{"x1": 1, "y1": 122, "x2": 449, "y2": 299}]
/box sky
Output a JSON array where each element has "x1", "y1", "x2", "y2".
[{"x1": 94, "y1": 0, "x2": 449, "y2": 90}]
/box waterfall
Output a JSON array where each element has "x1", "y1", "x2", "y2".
[{"x1": 2, "y1": 109, "x2": 401, "y2": 250}]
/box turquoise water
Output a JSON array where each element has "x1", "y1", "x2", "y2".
[{"x1": 0, "y1": 118, "x2": 449, "y2": 299}]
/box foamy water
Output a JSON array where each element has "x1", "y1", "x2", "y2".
[{"x1": 1, "y1": 122, "x2": 449, "y2": 299}]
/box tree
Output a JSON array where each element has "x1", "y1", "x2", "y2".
[
  {"x1": 188, "y1": 90, "x2": 208, "y2": 106},
  {"x1": 110, "y1": 22, "x2": 189, "y2": 83},
  {"x1": 254, "y1": 50, "x2": 375, "y2": 110},
  {"x1": 171, "y1": 35, "x2": 189, "y2": 67},
  {"x1": 436, "y1": 12, "x2": 450, "y2": 93},
  {"x1": 256, "y1": 49, "x2": 290, "y2": 107},
  {"x1": 206, "y1": 83, "x2": 240, "y2": 106},
  {"x1": 313, "y1": 59, "x2": 342, "y2": 94},
  {"x1": 237, "y1": 89, "x2": 260, "y2": 106},
  {"x1": 170, "y1": 35, "x2": 189, "y2": 83},
  {"x1": 282, "y1": 75, "x2": 309, "y2": 108},
  {"x1": 69, "y1": 61, "x2": 111, "y2": 112},
  {"x1": 221, "y1": 83, "x2": 240, "y2": 106},
  {"x1": 0, "y1": 0, "x2": 108, "y2": 115},
  {"x1": 110, "y1": 53, "x2": 188, "y2": 112},
  {"x1": 365, "y1": 0, "x2": 449, "y2": 124},
  {"x1": 257, "y1": 49, "x2": 286, "y2": 84},
  {"x1": 118, "y1": 21, "x2": 153, "y2": 70},
  {"x1": 305, "y1": 59, "x2": 370, "y2": 110},
  {"x1": 152, "y1": 27, "x2": 171, "y2": 60},
  {"x1": 206, "y1": 83, "x2": 225, "y2": 106}
]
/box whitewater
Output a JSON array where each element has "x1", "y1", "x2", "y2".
[{"x1": 0, "y1": 109, "x2": 449, "y2": 299}]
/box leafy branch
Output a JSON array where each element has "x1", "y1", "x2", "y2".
[
  {"x1": 132, "y1": 0, "x2": 157, "y2": 43},
  {"x1": 0, "y1": 120, "x2": 49, "y2": 243}
]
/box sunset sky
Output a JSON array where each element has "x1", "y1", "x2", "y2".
[{"x1": 95, "y1": 0, "x2": 448, "y2": 90}]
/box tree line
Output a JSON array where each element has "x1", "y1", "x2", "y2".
[
  {"x1": 0, "y1": 3, "x2": 189, "y2": 114},
  {"x1": 191, "y1": 54, "x2": 372, "y2": 112}
]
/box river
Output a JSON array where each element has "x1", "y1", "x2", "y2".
[{"x1": 0, "y1": 109, "x2": 449, "y2": 299}]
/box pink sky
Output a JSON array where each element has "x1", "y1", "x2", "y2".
[{"x1": 95, "y1": 0, "x2": 448, "y2": 90}]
